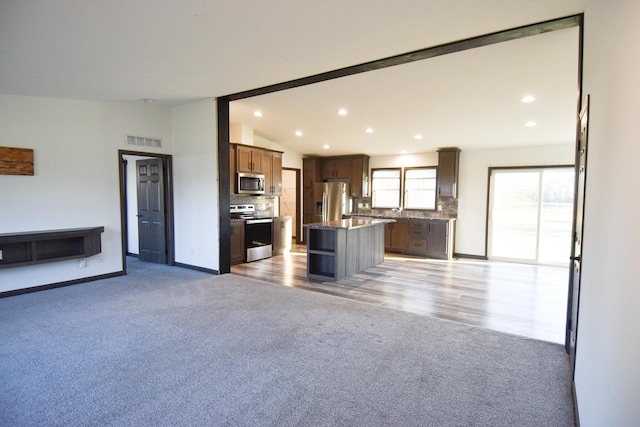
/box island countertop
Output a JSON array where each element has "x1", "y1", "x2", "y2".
[{"x1": 304, "y1": 217, "x2": 395, "y2": 230}]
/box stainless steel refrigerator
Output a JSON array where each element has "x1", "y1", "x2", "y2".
[{"x1": 315, "y1": 182, "x2": 350, "y2": 221}]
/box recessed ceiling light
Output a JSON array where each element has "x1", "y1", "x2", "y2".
[
  {"x1": 253, "y1": 110, "x2": 263, "y2": 117},
  {"x1": 365, "y1": 128, "x2": 374, "y2": 133},
  {"x1": 525, "y1": 121, "x2": 537, "y2": 127},
  {"x1": 323, "y1": 144, "x2": 330, "y2": 149},
  {"x1": 295, "y1": 130, "x2": 303, "y2": 137},
  {"x1": 337, "y1": 108, "x2": 348, "y2": 116},
  {"x1": 401, "y1": 150, "x2": 408, "y2": 154},
  {"x1": 142, "y1": 98, "x2": 155, "y2": 103},
  {"x1": 521, "y1": 95, "x2": 536, "y2": 103},
  {"x1": 414, "y1": 134, "x2": 424, "y2": 140}
]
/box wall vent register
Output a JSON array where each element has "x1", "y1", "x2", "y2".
[{"x1": 127, "y1": 135, "x2": 162, "y2": 148}]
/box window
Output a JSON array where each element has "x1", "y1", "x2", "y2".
[
  {"x1": 488, "y1": 167, "x2": 575, "y2": 265},
  {"x1": 371, "y1": 168, "x2": 401, "y2": 208},
  {"x1": 404, "y1": 167, "x2": 437, "y2": 210}
]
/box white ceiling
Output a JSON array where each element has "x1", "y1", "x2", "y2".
[{"x1": 0, "y1": 0, "x2": 584, "y2": 156}]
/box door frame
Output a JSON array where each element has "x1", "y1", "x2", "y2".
[
  {"x1": 566, "y1": 96, "x2": 589, "y2": 365},
  {"x1": 217, "y1": 15, "x2": 584, "y2": 276},
  {"x1": 485, "y1": 165, "x2": 575, "y2": 265},
  {"x1": 118, "y1": 149, "x2": 175, "y2": 273}
]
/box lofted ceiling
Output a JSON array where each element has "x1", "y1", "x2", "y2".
[{"x1": 0, "y1": 0, "x2": 584, "y2": 156}]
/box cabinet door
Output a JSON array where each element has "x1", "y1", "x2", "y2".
[
  {"x1": 437, "y1": 148, "x2": 459, "y2": 198},
  {"x1": 320, "y1": 160, "x2": 336, "y2": 180},
  {"x1": 236, "y1": 146, "x2": 253, "y2": 173},
  {"x1": 426, "y1": 220, "x2": 449, "y2": 259},
  {"x1": 333, "y1": 158, "x2": 351, "y2": 179},
  {"x1": 350, "y1": 157, "x2": 364, "y2": 197},
  {"x1": 389, "y1": 220, "x2": 410, "y2": 251},
  {"x1": 271, "y1": 152, "x2": 282, "y2": 195},
  {"x1": 303, "y1": 158, "x2": 318, "y2": 188},
  {"x1": 272, "y1": 219, "x2": 282, "y2": 254},
  {"x1": 236, "y1": 146, "x2": 264, "y2": 173},
  {"x1": 384, "y1": 223, "x2": 392, "y2": 251},
  {"x1": 230, "y1": 222, "x2": 245, "y2": 264},
  {"x1": 250, "y1": 148, "x2": 264, "y2": 173},
  {"x1": 230, "y1": 145, "x2": 237, "y2": 193},
  {"x1": 263, "y1": 151, "x2": 273, "y2": 194}
]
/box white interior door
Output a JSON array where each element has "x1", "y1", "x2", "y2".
[{"x1": 488, "y1": 168, "x2": 574, "y2": 265}]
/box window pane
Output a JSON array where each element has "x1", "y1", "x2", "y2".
[
  {"x1": 490, "y1": 172, "x2": 539, "y2": 260},
  {"x1": 372, "y1": 169, "x2": 400, "y2": 208},
  {"x1": 404, "y1": 168, "x2": 436, "y2": 210},
  {"x1": 539, "y1": 169, "x2": 575, "y2": 264}
]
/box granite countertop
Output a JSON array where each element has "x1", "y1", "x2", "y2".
[
  {"x1": 304, "y1": 217, "x2": 395, "y2": 230},
  {"x1": 345, "y1": 213, "x2": 455, "y2": 221}
]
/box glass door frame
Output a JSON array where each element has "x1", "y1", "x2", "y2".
[{"x1": 486, "y1": 165, "x2": 575, "y2": 265}]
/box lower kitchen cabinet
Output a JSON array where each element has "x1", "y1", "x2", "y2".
[
  {"x1": 230, "y1": 220, "x2": 245, "y2": 265},
  {"x1": 384, "y1": 218, "x2": 454, "y2": 260},
  {"x1": 384, "y1": 220, "x2": 409, "y2": 252},
  {"x1": 272, "y1": 216, "x2": 292, "y2": 255},
  {"x1": 425, "y1": 220, "x2": 450, "y2": 259}
]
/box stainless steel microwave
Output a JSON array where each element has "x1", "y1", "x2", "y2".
[{"x1": 237, "y1": 172, "x2": 265, "y2": 195}]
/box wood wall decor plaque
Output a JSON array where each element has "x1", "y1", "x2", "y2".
[{"x1": 0, "y1": 147, "x2": 34, "y2": 176}]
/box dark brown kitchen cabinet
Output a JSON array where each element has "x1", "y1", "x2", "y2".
[
  {"x1": 230, "y1": 144, "x2": 282, "y2": 195},
  {"x1": 236, "y1": 145, "x2": 264, "y2": 173},
  {"x1": 272, "y1": 216, "x2": 292, "y2": 255},
  {"x1": 384, "y1": 219, "x2": 409, "y2": 252},
  {"x1": 263, "y1": 150, "x2": 283, "y2": 195},
  {"x1": 302, "y1": 158, "x2": 319, "y2": 235},
  {"x1": 230, "y1": 221, "x2": 245, "y2": 265},
  {"x1": 437, "y1": 147, "x2": 460, "y2": 198},
  {"x1": 321, "y1": 158, "x2": 351, "y2": 180},
  {"x1": 384, "y1": 218, "x2": 454, "y2": 259},
  {"x1": 425, "y1": 220, "x2": 450, "y2": 259},
  {"x1": 316, "y1": 155, "x2": 370, "y2": 197},
  {"x1": 350, "y1": 156, "x2": 369, "y2": 197}
]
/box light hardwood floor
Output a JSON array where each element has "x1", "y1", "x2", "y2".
[{"x1": 232, "y1": 243, "x2": 570, "y2": 344}]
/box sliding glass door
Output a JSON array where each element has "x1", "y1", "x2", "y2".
[{"x1": 488, "y1": 167, "x2": 574, "y2": 265}]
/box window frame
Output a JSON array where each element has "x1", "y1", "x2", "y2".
[
  {"x1": 403, "y1": 166, "x2": 438, "y2": 211},
  {"x1": 371, "y1": 167, "x2": 402, "y2": 209}
]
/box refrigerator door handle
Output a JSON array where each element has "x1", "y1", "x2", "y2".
[{"x1": 322, "y1": 191, "x2": 328, "y2": 222}]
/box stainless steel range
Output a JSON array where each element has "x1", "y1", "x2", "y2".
[{"x1": 230, "y1": 204, "x2": 273, "y2": 262}]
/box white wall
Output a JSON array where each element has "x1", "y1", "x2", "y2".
[
  {"x1": 457, "y1": 144, "x2": 575, "y2": 256},
  {"x1": 370, "y1": 152, "x2": 438, "y2": 169},
  {"x1": 575, "y1": 1, "x2": 640, "y2": 425},
  {"x1": 371, "y1": 145, "x2": 574, "y2": 256},
  {"x1": 0, "y1": 95, "x2": 172, "y2": 292},
  {"x1": 171, "y1": 99, "x2": 219, "y2": 271},
  {"x1": 253, "y1": 134, "x2": 303, "y2": 169}
]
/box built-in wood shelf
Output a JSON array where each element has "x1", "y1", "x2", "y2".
[{"x1": 0, "y1": 227, "x2": 104, "y2": 269}]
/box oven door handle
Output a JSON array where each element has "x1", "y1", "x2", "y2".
[{"x1": 246, "y1": 218, "x2": 273, "y2": 225}]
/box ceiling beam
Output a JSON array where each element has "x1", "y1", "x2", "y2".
[{"x1": 225, "y1": 14, "x2": 582, "y2": 102}]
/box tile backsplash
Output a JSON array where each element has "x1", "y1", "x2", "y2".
[{"x1": 230, "y1": 194, "x2": 277, "y2": 216}]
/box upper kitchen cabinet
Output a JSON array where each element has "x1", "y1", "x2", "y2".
[
  {"x1": 318, "y1": 155, "x2": 370, "y2": 197},
  {"x1": 321, "y1": 158, "x2": 351, "y2": 180},
  {"x1": 230, "y1": 143, "x2": 283, "y2": 196},
  {"x1": 437, "y1": 147, "x2": 460, "y2": 198},
  {"x1": 263, "y1": 150, "x2": 283, "y2": 196},
  {"x1": 349, "y1": 156, "x2": 369, "y2": 198},
  {"x1": 236, "y1": 145, "x2": 264, "y2": 173}
]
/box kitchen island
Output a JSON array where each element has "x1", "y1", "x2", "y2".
[{"x1": 304, "y1": 217, "x2": 395, "y2": 281}]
